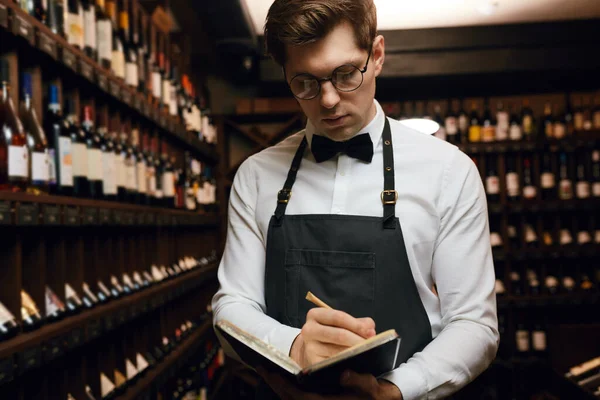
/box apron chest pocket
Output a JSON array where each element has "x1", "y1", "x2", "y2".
[{"x1": 284, "y1": 249, "x2": 376, "y2": 328}]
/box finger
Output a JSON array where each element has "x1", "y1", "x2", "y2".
[
  {"x1": 306, "y1": 309, "x2": 374, "y2": 339},
  {"x1": 305, "y1": 341, "x2": 348, "y2": 359},
  {"x1": 305, "y1": 323, "x2": 366, "y2": 347},
  {"x1": 356, "y1": 317, "x2": 376, "y2": 331},
  {"x1": 340, "y1": 370, "x2": 379, "y2": 395}
]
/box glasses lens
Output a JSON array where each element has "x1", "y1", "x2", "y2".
[
  {"x1": 290, "y1": 75, "x2": 319, "y2": 99},
  {"x1": 332, "y1": 65, "x2": 363, "y2": 91}
]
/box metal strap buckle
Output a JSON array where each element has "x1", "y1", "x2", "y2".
[
  {"x1": 381, "y1": 190, "x2": 398, "y2": 205},
  {"x1": 278, "y1": 189, "x2": 292, "y2": 204}
]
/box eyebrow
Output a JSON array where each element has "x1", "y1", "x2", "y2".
[{"x1": 291, "y1": 57, "x2": 361, "y2": 77}]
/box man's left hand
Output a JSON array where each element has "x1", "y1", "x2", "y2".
[{"x1": 257, "y1": 368, "x2": 403, "y2": 400}]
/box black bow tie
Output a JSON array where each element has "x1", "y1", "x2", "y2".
[{"x1": 311, "y1": 133, "x2": 374, "y2": 163}]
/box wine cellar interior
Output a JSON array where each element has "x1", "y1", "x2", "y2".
[{"x1": 0, "y1": 0, "x2": 599, "y2": 399}]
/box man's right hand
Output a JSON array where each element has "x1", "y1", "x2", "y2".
[{"x1": 289, "y1": 308, "x2": 376, "y2": 368}]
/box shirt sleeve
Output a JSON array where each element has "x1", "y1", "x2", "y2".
[
  {"x1": 211, "y1": 157, "x2": 301, "y2": 359},
  {"x1": 381, "y1": 149, "x2": 499, "y2": 400}
]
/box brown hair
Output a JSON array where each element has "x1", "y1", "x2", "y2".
[{"x1": 264, "y1": 0, "x2": 377, "y2": 66}]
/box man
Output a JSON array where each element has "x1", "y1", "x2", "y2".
[{"x1": 212, "y1": 0, "x2": 499, "y2": 399}]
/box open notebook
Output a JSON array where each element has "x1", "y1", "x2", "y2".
[{"x1": 215, "y1": 320, "x2": 401, "y2": 394}]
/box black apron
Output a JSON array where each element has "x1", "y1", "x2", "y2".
[{"x1": 257, "y1": 117, "x2": 433, "y2": 398}]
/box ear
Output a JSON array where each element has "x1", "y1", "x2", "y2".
[{"x1": 372, "y1": 34, "x2": 385, "y2": 78}]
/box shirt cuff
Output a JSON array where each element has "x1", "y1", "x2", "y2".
[
  {"x1": 380, "y1": 363, "x2": 428, "y2": 400},
  {"x1": 266, "y1": 325, "x2": 302, "y2": 356}
]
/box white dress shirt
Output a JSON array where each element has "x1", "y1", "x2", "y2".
[{"x1": 212, "y1": 100, "x2": 499, "y2": 400}]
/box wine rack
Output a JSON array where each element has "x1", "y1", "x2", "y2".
[{"x1": 0, "y1": 0, "x2": 217, "y2": 163}]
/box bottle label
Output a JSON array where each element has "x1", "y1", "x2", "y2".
[
  {"x1": 8, "y1": 145, "x2": 28, "y2": 178},
  {"x1": 445, "y1": 117, "x2": 457, "y2": 135},
  {"x1": 32, "y1": 151, "x2": 50, "y2": 182},
  {"x1": 516, "y1": 330, "x2": 530, "y2": 352},
  {"x1": 593, "y1": 182, "x2": 600, "y2": 197},
  {"x1": 576, "y1": 181, "x2": 590, "y2": 198},
  {"x1": 48, "y1": 149, "x2": 57, "y2": 185},
  {"x1": 97, "y1": 20, "x2": 112, "y2": 62},
  {"x1": 102, "y1": 152, "x2": 117, "y2": 195},
  {"x1": 147, "y1": 166, "x2": 156, "y2": 194},
  {"x1": 559, "y1": 179, "x2": 573, "y2": 199},
  {"x1": 169, "y1": 85, "x2": 177, "y2": 116},
  {"x1": 137, "y1": 162, "x2": 147, "y2": 193},
  {"x1": 523, "y1": 115, "x2": 533, "y2": 134},
  {"x1": 532, "y1": 331, "x2": 546, "y2": 351},
  {"x1": 482, "y1": 126, "x2": 495, "y2": 142},
  {"x1": 523, "y1": 185, "x2": 537, "y2": 199},
  {"x1": 152, "y1": 72, "x2": 161, "y2": 99},
  {"x1": 117, "y1": 154, "x2": 127, "y2": 188},
  {"x1": 574, "y1": 113, "x2": 584, "y2": 131},
  {"x1": 506, "y1": 172, "x2": 520, "y2": 196},
  {"x1": 126, "y1": 160, "x2": 136, "y2": 191},
  {"x1": 67, "y1": 11, "x2": 84, "y2": 48},
  {"x1": 541, "y1": 173, "x2": 555, "y2": 189},
  {"x1": 71, "y1": 143, "x2": 88, "y2": 178},
  {"x1": 87, "y1": 148, "x2": 103, "y2": 180},
  {"x1": 525, "y1": 225, "x2": 537, "y2": 243},
  {"x1": 560, "y1": 229, "x2": 572, "y2": 245},
  {"x1": 126, "y1": 62, "x2": 138, "y2": 88},
  {"x1": 496, "y1": 112, "x2": 509, "y2": 140},
  {"x1": 162, "y1": 79, "x2": 170, "y2": 106},
  {"x1": 509, "y1": 124, "x2": 522, "y2": 140},
  {"x1": 162, "y1": 172, "x2": 175, "y2": 196},
  {"x1": 490, "y1": 232, "x2": 502, "y2": 248},
  {"x1": 594, "y1": 111, "x2": 600, "y2": 129},
  {"x1": 554, "y1": 123, "x2": 566, "y2": 139},
  {"x1": 112, "y1": 50, "x2": 125, "y2": 79},
  {"x1": 84, "y1": 8, "x2": 96, "y2": 50},
  {"x1": 544, "y1": 122, "x2": 553, "y2": 138},
  {"x1": 185, "y1": 188, "x2": 196, "y2": 210},
  {"x1": 468, "y1": 126, "x2": 481, "y2": 142},
  {"x1": 485, "y1": 176, "x2": 500, "y2": 195},
  {"x1": 577, "y1": 231, "x2": 591, "y2": 244},
  {"x1": 58, "y1": 137, "x2": 73, "y2": 187},
  {"x1": 458, "y1": 115, "x2": 468, "y2": 133}
]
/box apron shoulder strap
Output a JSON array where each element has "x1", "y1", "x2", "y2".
[
  {"x1": 274, "y1": 136, "x2": 308, "y2": 223},
  {"x1": 381, "y1": 117, "x2": 397, "y2": 229}
]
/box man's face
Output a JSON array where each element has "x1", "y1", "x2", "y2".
[{"x1": 284, "y1": 21, "x2": 385, "y2": 141}]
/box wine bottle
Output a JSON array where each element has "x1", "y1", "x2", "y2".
[
  {"x1": 136, "y1": 352, "x2": 150, "y2": 374},
  {"x1": 151, "y1": 265, "x2": 164, "y2": 282},
  {"x1": 114, "y1": 130, "x2": 127, "y2": 202},
  {"x1": 508, "y1": 102, "x2": 522, "y2": 141},
  {"x1": 21, "y1": 290, "x2": 43, "y2": 331},
  {"x1": 562, "y1": 275, "x2": 576, "y2": 293},
  {"x1": 133, "y1": 1, "x2": 146, "y2": 94},
  {"x1": 577, "y1": 213, "x2": 592, "y2": 245},
  {"x1": 532, "y1": 319, "x2": 547, "y2": 355},
  {"x1": 47, "y1": 0, "x2": 65, "y2": 37},
  {"x1": 184, "y1": 152, "x2": 196, "y2": 211},
  {"x1": 85, "y1": 385, "x2": 98, "y2": 400},
  {"x1": 20, "y1": 73, "x2": 50, "y2": 195},
  {"x1": 0, "y1": 60, "x2": 29, "y2": 192},
  {"x1": 65, "y1": 283, "x2": 84, "y2": 314},
  {"x1": 581, "y1": 275, "x2": 594, "y2": 292},
  {"x1": 564, "y1": 94, "x2": 575, "y2": 136},
  {"x1": 545, "y1": 274, "x2": 559, "y2": 295},
  {"x1": 45, "y1": 84, "x2": 73, "y2": 196},
  {"x1": 515, "y1": 321, "x2": 530, "y2": 355},
  {"x1": 510, "y1": 271, "x2": 522, "y2": 296},
  {"x1": 45, "y1": 285, "x2": 66, "y2": 322},
  {"x1": 133, "y1": 271, "x2": 146, "y2": 288},
  {"x1": 126, "y1": 358, "x2": 138, "y2": 383},
  {"x1": 558, "y1": 152, "x2": 573, "y2": 200},
  {"x1": 100, "y1": 115, "x2": 117, "y2": 201},
  {"x1": 541, "y1": 153, "x2": 556, "y2": 200},
  {"x1": 135, "y1": 130, "x2": 147, "y2": 205},
  {"x1": 468, "y1": 101, "x2": 481, "y2": 143},
  {"x1": 582, "y1": 97, "x2": 592, "y2": 131},
  {"x1": 573, "y1": 97, "x2": 584, "y2": 131},
  {"x1": 593, "y1": 95, "x2": 600, "y2": 130},
  {"x1": 505, "y1": 154, "x2": 520, "y2": 202},
  {"x1": 481, "y1": 99, "x2": 495, "y2": 142},
  {"x1": 553, "y1": 104, "x2": 566, "y2": 140},
  {"x1": 81, "y1": 282, "x2": 99, "y2": 306},
  {"x1": 432, "y1": 104, "x2": 446, "y2": 141},
  {"x1": 96, "y1": 280, "x2": 112, "y2": 302},
  {"x1": 114, "y1": 368, "x2": 127, "y2": 394},
  {"x1": 161, "y1": 142, "x2": 175, "y2": 208},
  {"x1": 107, "y1": 0, "x2": 125, "y2": 80},
  {"x1": 521, "y1": 99, "x2": 535, "y2": 140},
  {"x1": 592, "y1": 150, "x2": 600, "y2": 198},
  {"x1": 0, "y1": 301, "x2": 19, "y2": 341},
  {"x1": 118, "y1": 0, "x2": 138, "y2": 89},
  {"x1": 495, "y1": 101, "x2": 509, "y2": 141},
  {"x1": 522, "y1": 156, "x2": 537, "y2": 201},
  {"x1": 576, "y1": 152, "x2": 590, "y2": 199},
  {"x1": 68, "y1": 99, "x2": 89, "y2": 198},
  {"x1": 124, "y1": 126, "x2": 138, "y2": 204},
  {"x1": 100, "y1": 373, "x2": 116, "y2": 399},
  {"x1": 559, "y1": 218, "x2": 573, "y2": 246},
  {"x1": 542, "y1": 101, "x2": 553, "y2": 140},
  {"x1": 524, "y1": 222, "x2": 538, "y2": 248},
  {"x1": 146, "y1": 133, "x2": 157, "y2": 205},
  {"x1": 143, "y1": 270, "x2": 154, "y2": 286},
  {"x1": 83, "y1": 106, "x2": 104, "y2": 199},
  {"x1": 526, "y1": 269, "x2": 540, "y2": 295},
  {"x1": 82, "y1": 0, "x2": 97, "y2": 60},
  {"x1": 121, "y1": 273, "x2": 134, "y2": 293},
  {"x1": 95, "y1": 0, "x2": 112, "y2": 70},
  {"x1": 110, "y1": 275, "x2": 124, "y2": 297}
]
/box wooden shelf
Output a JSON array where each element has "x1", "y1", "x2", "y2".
[
  {"x1": 0, "y1": 0, "x2": 218, "y2": 163},
  {"x1": 118, "y1": 317, "x2": 213, "y2": 400},
  {"x1": 497, "y1": 292, "x2": 600, "y2": 309},
  {"x1": 0, "y1": 192, "x2": 219, "y2": 227},
  {"x1": 0, "y1": 263, "x2": 218, "y2": 380},
  {"x1": 487, "y1": 198, "x2": 600, "y2": 215},
  {"x1": 458, "y1": 130, "x2": 600, "y2": 155}
]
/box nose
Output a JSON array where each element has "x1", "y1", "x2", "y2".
[{"x1": 319, "y1": 80, "x2": 340, "y2": 109}]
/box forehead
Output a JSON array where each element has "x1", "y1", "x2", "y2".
[{"x1": 285, "y1": 22, "x2": 364, "y2": 77}]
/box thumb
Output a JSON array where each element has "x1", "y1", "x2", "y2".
[{"x1": 340, "y1": 370, "x2": 378, "y2": 394}]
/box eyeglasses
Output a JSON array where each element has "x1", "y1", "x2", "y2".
[{"x1": 287, "y1": 48, "x2": 372, "y2": 100}]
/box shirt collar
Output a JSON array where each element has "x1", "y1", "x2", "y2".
[{"x1": 304, "y1": 100, "x2": 385, "y2": 150}]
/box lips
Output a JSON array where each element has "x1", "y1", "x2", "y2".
[{"x1": 322, "y1": 114, "x2": 348, "y2": 127}]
